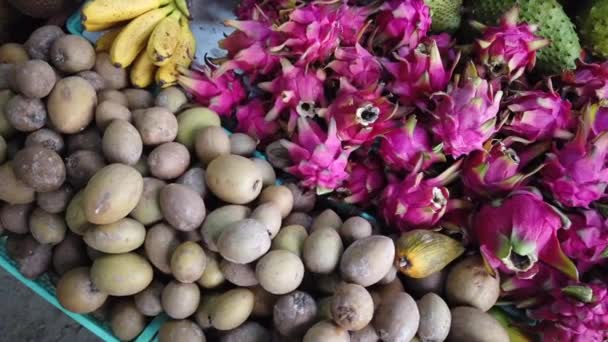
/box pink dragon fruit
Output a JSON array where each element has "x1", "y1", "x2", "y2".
[
  {"x1": 379, "y1": 159, "x2": 462, "y2": 231},
  {"x1": 473, "y1": 187, "x2": 579, "y2": 280},
  {"x1": 235, "y1": 0, "x2": 295, "y2": 22},
  {"x1": 178, "y1": 64, "x2": 247, "y2": 117},
  {"x1": 280, "y1": 118, "x2": 354, "y2": 194},
  {"x1": 501, "y1": 263, "x2": 569, "y2": 307},
  {"x1": 258, "y1": 59, "x2": 327, "y2": 133},
  {"x1": 234, "y1": 99, "x2": 280, "y2": 142},
  {"x1": 327, "y1": 44, "x2": 383, "y2": 89},
  {"x1": 383, "y1": 37, "x2": 459, "y2": 108},
  {"x1": 430, "y1": 62, "x2": 503, "y2": 157},
  {"x1": 584, "y1": 102, "x2": 608, "y2": 137},
  {"x1": 339, "y1": 159, "x2": 386, "y2": 205},
  {"x1": 472, "y1": 6, "x2": 549, "y2": 81},
  {"x1": 563, "y1": 60, "x2": 608, "y2": 105},
  {"x1": 272, "y1": 3, "x2": 368, "y2": 65},
  {"x1": 216, "y1": 20, "x2": 282, "y2": 78},
  {"x1": 529, "y1": 284, "x2": 608, "y2": 342},
  {"x1": 322, "y1": 78, "x2": 399, "y2": 145},
  {"x1": 374, "y1": 0, "x2": 431, "y2": 51},
  {"x1": 378, "y1": 115, "x2": 445, "y2": 172},
  {"x1": 462, "y1": 138, "x2": 548, "y2": 198},
  {"x1": 505, "y1": 81, "x2": 574, "y2": 141},
  {"x1": 541, "y1": 107, "x2": 608, "y2": 208},
  {"x1": 561, "y1": 210, "x2": 608, "y2": 274}
]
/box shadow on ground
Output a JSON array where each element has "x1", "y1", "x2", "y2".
[{"x1": 0, "y1": 269, "x2": 99, "y2": 342}]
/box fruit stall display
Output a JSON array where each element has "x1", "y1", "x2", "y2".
[{"x1": 1, "y1": 0, "x2": 608, "y2": 341}]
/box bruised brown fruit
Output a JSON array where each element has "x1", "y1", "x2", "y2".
[
  {"x1": 145, "y1": 223, "x2": 180, "y2": 274},
  {"x1": 135, "y1": 107, "x2": 178, "y2": 146},
  {"x1": 13, "y1": 146, "x2": 65, "y2": 192},
  {"x1": 95, "y1": 101, "x2": 131, "y2": 130},
  {"x1": 273, "y1": 291, "x2": 317, "y2": 337},
  {"x1": 134, "y1": 280, "x2": 164, "y2": 317},
  {"x1": 6, "y1": 234, "x2": 52, "y2": 279},
  {"x1": 29, "y1": 207, "x2": 67, "y2": 245},
  {"x1": 194, "y1": 126, "x2": 230, "y2": 165},
  {"x1": 102, "y1": 119, "x2": 143, "y2": 166},
  {"x1": 229, "y1": 133, "x2": 257, "y2": 157},
  {"x1": 47, "y1": 76, "x2": 97, "y2": 134},
  {"x1": 5, "y1": 95, "x2": 46, "y2": 132},
  {"x1": 1, "y1": 203, "x2": 32, "y2": 234},
  {"x1": 66, "y1": 128, "x2": 102, "y2": 153},
  {"x1": 50, "y1": 35, "x2": 96, "y2": 73},
  {"x1": 331, "y1": 283, "x2": 374, "y2": 331},
  {"x1": 77, "y1": 70, "x2": 106, "y2": 91},
  {"x1": 94, "y1": 52, "x2": 127, "y2": 90},
  {"x1": 162, "y1": 281, "x2": 201, "y2": 319},
  {"x1": 15, "y1": 60, "x2": 56, "y2": 98},
  {"x1": 52, "y1": 233, "x2": 89, "y2": 275},
  {"x1": 303, "y1": 321, "x2": 349, "y2": 342},
  {"x1": 159, "y1": 320, "x2": 206, "y2": 342},
  {"x1": 110, "y1": 300, "x2": 146, "y2": 341},
  {"x1": 176, "y1": 167, "x2": 206, "y2": 197},
  {"x1": 160, "y1": 183, "x2": 206, "y2": 232},
  {"x1": 56, "y1": 267, "x2": 107, "y2": 313},
  {"x1": 148, "y1": 142, "x2": 190, "y2": 180},
  {"x1": 445, "y1": 255, "x2": 500, "y2": 312},
  {"x1": 25, "y1": 25, "x2": 65, "y2": 61},
  {"x1": 65, "y1": 150, "x2": 106, "y2": 189},
  {"x1": 25, "y1": 128, "x2": 64, "y2": 153}
]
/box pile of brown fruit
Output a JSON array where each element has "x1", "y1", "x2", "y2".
[{"x1": 0, "y1": 25, "x2": 510, "y2": 342}]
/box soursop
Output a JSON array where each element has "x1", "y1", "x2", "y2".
[
  {"x1": 426, "y1": 0, "x2": 463, "y2": 33},
  {"x1": 466, "y1": 0, "x2": 581, "y2": 74},
  {"x1": 577, "y1": 0, "x2": 608, "y2": 58}
]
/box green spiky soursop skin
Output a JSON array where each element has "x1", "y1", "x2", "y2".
[
  {"x1": 467, "y1": 0, "x2": 581, "y2": 74},
  {"x1": 577, "y1": 0, "x2": 608, "y2": 58},
  {"x1": 426, "y1": 0, "x2": 463, "y2": 33}
]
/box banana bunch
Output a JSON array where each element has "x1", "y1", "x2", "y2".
[{"x1": 82, "y1": 0, "x2": 195, "y2": 88}]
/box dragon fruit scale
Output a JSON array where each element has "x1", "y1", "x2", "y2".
[
  {"x1": 541, "y1": 107, "x2": 608, "y2": 208},
  {"x1": 563, "y1": 60, "x2": 608, "y2": 105},
  {"x1": 561, "y1": 210, "x2": 608, "y2": 274},
  {"x1": 374, "y1": 0, "x2": 431, "y2": 51},
  {"x1": 529, "y1": 284, "x2": 608, "y2": 342},
  {"x1": 339, "y1": 159, "x2": 386, "y2": 205},
  {"x1": 379, "y1": 159, "x2": 462, "y2": 231},
  {"x1": 259, "y1": 59, "x2": 326, "y2": 133},
  {"x1": 322, "y1": 78, "x2": 400, "y2": 145},
  {"x1": 271, "y1": 3, "x2": 369, "y2": 65},
  {"x1": 216, "y1": 20, "x2": 282, "y2": 78},
  {"x1": 472, "y1": 6, "x2": 549, "y2": 82},
  {"x1": 234, "y1": 99, "x2": 280, "y2": 142},
  {"x1": 383, "y1": 37, "x2": 459, "y2": 109},
  {"x1": 473, "y1": 188, "x2": 579, "y2": 281},
  {"x1": 430, "y1": 62, "x2": 503, "y2": 158},
  {"x1": 327, "y1": 44, "x2": 383, "y2": 89},
  {"x1": 462, "y1": 138, "x2": 548, "y2": 198},
  {"x1": 280, "y1": 117, "x2": 354, "y2": 194},
  {"x1": 178, "y1": 64, "x2": 247, "y2": 117},
  {"x1": 504, "y1": 81, "x2": 574, "y2": 142},
  {"x1": 235, "y1": 0, "x2": 296, "y2": 22},
  {"x1": 379, "y1": 115, "x2": 445, "y2": 172}
]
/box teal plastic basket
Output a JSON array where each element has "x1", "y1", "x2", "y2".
[{"x1": 0, "y1": 237, "x2": 167, "y2": 342}]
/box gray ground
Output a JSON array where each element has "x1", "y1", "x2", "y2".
[{"x1": 0, "y1": 269, "x2": 99, "y2": 342}]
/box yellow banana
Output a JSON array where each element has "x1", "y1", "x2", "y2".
[
  {"x1": 130, "y1": 50, "x2": 157, "y2": 88},
  {"x1": 82, "y1": 0, "x2": 172, "y2": 25},
  {"x1": 174, "y1": 0, "x2": 191, "y2": 19},
  {"x1": 95, "y1": 26, "x2": 124, "y2": 52},
  {"x1": 110, "y1": 4, "x2": 175, "y2": 68},
  {"x1": 156, "y1": 17, "x2": 195, "y2": 87},
  {"x1": 146, "y1": 10, "x2": 181, "y2": 66},
  {"x1": 83, "y1": 20, "x2": 124, "y2": 32}
]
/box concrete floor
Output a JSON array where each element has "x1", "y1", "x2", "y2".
[{"x1": 0, "y1": 269, "x2": 99, "y2": 342}]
